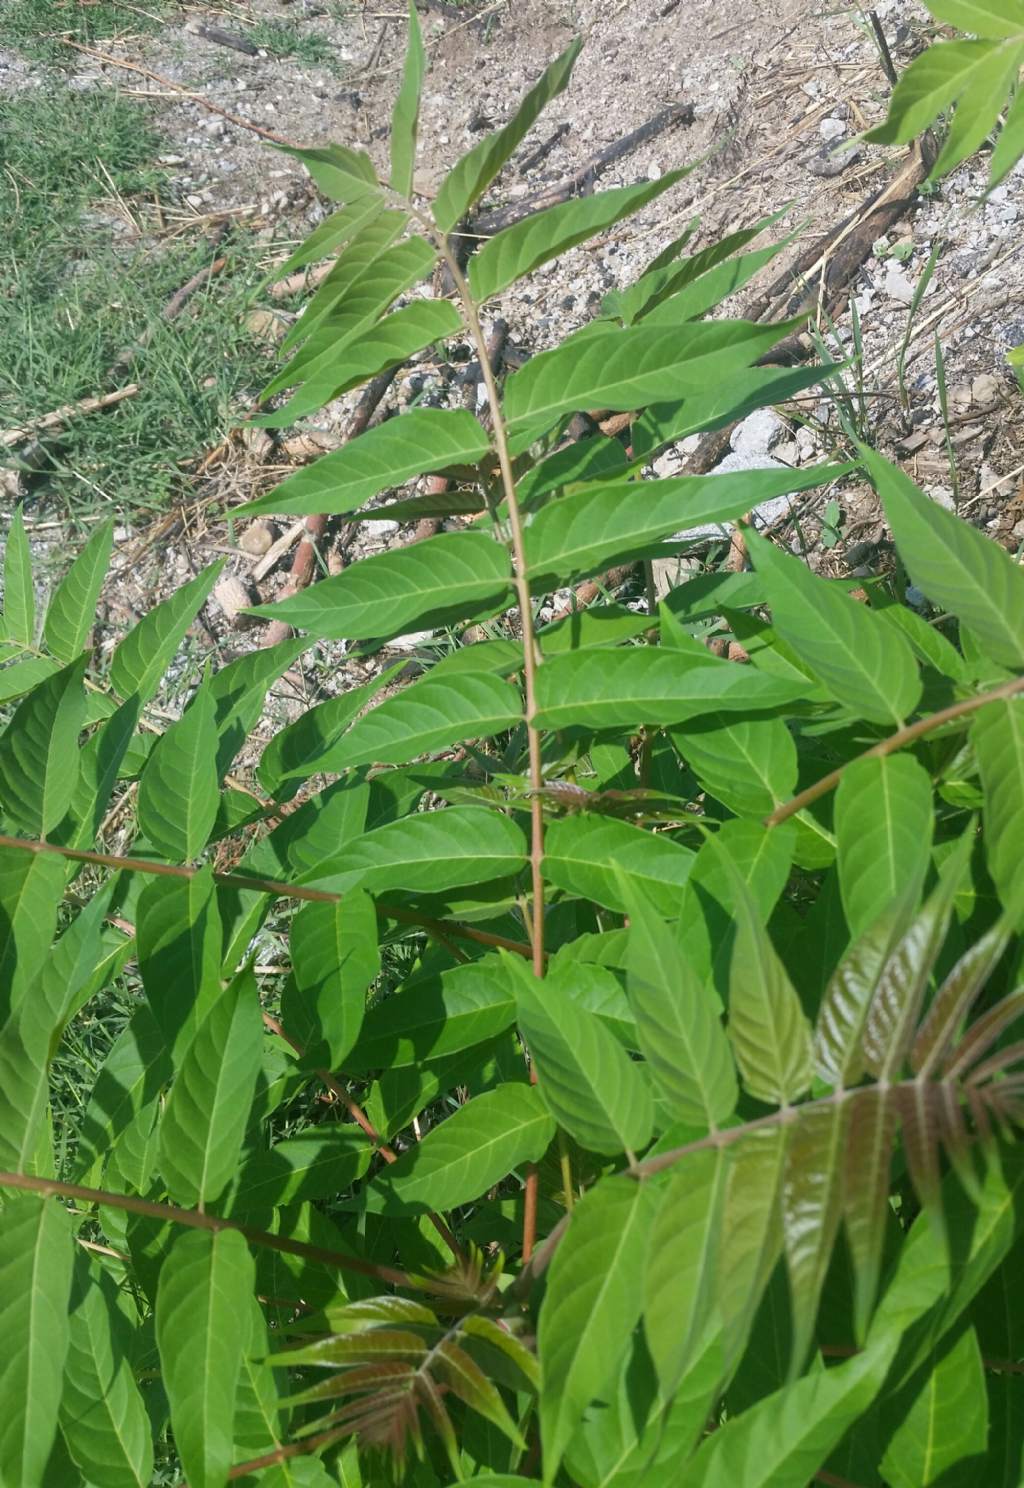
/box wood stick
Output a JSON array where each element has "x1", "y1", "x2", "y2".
[
  {"x1": 1, "y1": 384, "x2": 140, "y2": 449},
  {"x1": 463, "y1": 102, "x2": 696, "y2": 243},
  {"x1": 61, "y1": 41, "x2": 295, "y2": 145}
]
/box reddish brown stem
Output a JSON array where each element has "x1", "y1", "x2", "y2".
[
  {"x1": 765, "y1": 676, "x2": 1024, "y2": 828},
  {"x1": 0, "y1": 833, "x2": 534, "y2": 959},
  {"x1": 0, "y1": 1171, "x2": 414, "y2": 1287}
]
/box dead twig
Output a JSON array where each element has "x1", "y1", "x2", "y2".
[
  {"x1": 462, "y1": 102, "x2": 696, "y2": 244},
  {"x1": 185, "y1": 20, "x2": 260, "y2": 56},
  {"x1": 1, "y1": 385, "x2": 140, "y2": 450},
  {"x1": 519, "y1": 122, "x2": 571, "y2": 176},
  {"x1": 60, "y1": 41, "x2": 295, "y2": 145},
  {"x1": 162, "y1": 255, "x2": 228, "y2": 321}
]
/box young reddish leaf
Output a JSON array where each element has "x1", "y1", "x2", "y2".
[
  {"x1": 814, "y1": 901, "x2": 912, "y2": 1088},
  {"x1": 843, "y1": 1086, "x2": 899, "y2": 1343},
  {"x1": 719, "y1": 1127, "x2": 787, "y2": 1373},
  {"x1": 913, "y1": 918, "x2": 1013, "y2": 1076},
  {"x1": 862, "y1": 832, "x2": 974, "y2": 1081},
  {"x1": 433, "y1": 1340, "x2": 525, "y2": 1449}
]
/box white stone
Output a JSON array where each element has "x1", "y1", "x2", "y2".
[
  {"x1": 820, "y1": 116, "x2": 846, "y2": 141},
  {"x1": 926, "y1": 485, "x2": 957, "y2": 512},
  {"x1": 730, "y1": 407, "x2": 783, "y2": 457},
  {"x1": 882, "y1": 263, "x2": 915, "y2": 304}
]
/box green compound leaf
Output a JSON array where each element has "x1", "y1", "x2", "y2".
[
  {"x1": 249, "y1": 530, "x2": 512, "y2": 643},
  {"x1": 137, "y1": 675, "x2": 219, "y2": 862},
  {"x1": 675, "y1": 710, "x2": 798, "y2": 818},
  {"x1": 0, "y1": 847, "x2": 66, "y2": 1022},
  {"x1": 470, "y1": 171, "x2": 687, "y2": 301},
  {"x1": 619, "y1": 872, "x2": 737, "y2": 1129},
  {"x1": 0, "y1": 1195, "x2": 74, "y2": 1488},
  {"x1": 504, "y1": 317, "x2": 799, "y2": 429},
  {"x1": 511, "y1": 957, "x2": 654, "y2": 1156},
  {"x1": 43, "y1": 518, "x2": 114, "y2": 664},
  {"x1": 229, "y1": 1125, "x2": 371, "y2": 1213},
  {"x1": 538, "y1": 1177, "x2": 660, "y2": 1481},
  {"x1": 136, "y1": 867, "x2": 223, "y2": 1064},
  {"x1": 257, "y1": 298, "x2": 460, "y2": 427},
  {"x1": 110, "y1": 561, "x2": 224, "y2": 703},
  {"x1": 298, "y1": 804, "x2": 527, "y2": 896},
  {"x1": 72, "y1": 1005, "x2": 172, "y2": 1185},
  {"x1": 238, "y1": 409, "x2": 490, "y2": 518},
  {"x1": 860, "y1": 443, "x2": 1024, "y2": 670},
  {"x1": 880, "y1": 1323, "x2": 988, "y2": 1488},
  {"x1": 644, "y1": 1146, "x2": 729, "y2": 1395},
  {"x1": 389, "y1": 0, "x2": 425, "y2": 195},
  {"x1": 285, "y1": 889, "x2": 379, "y2": 1068},
  {"x1": 726, "y1": 865, "x2": 813, "y2": 1106},
  {"x1": 432, "y1": 39, "x2": 581, "y2": 231},
  {"x1": 323, "y1": 669, "x2": 523, "y2": 772},
  {"x1": 158, "y1": 968, "x2": 264, "y2": 1207},
  {"x1": 155, "y1": 1227, "x2": 255, "y2": 1488},
  {"x1": 928, "y1": 0, "x2": 1024, "y2": 40},
  {"x1": 360, "y1": 1082, "x2": 555, "y2": 1214},
  {"x1": 974, "y1": 696, "x2": 1024, "y2": 912},
  {"x1": 542, "y1": 814, "x2": 694, "y2": 917},
  {"x1": 264, "y1": 196, "x2": 383, "y2": 286},
  {"x1": 274, "y1": 141, "x2": 380, "y2": 204},
  {"x1": 0, "y1": 654, "x2": 87, "y2": 836},
  {"x1": 746, "y1": 525, "x2": 921, "y2": 725},
  {"x1": 533, "y1": 646, "x2": 805, "y2": 731},
  {"x1": 258, "y1": 663, "x2": 403, "y2": 798},
  {"x1": 2, "y1": 506, "x2": 35, "y2": 647},
  {"x1": 344, "y1": 955, "x2": 517, "y2": 1071},
  {"x1": 264, "y1": 237, "x2": 437, "y2": 399},
  {"x1": 835, "y1": 754, "x2": 935, "y2": 938},
  {"x1": 523, "y1": 465, "x2": 850, "y2": 588},
  {"x1": 60, "y1": 1254, "x2": 153, "y2": 1488}
]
